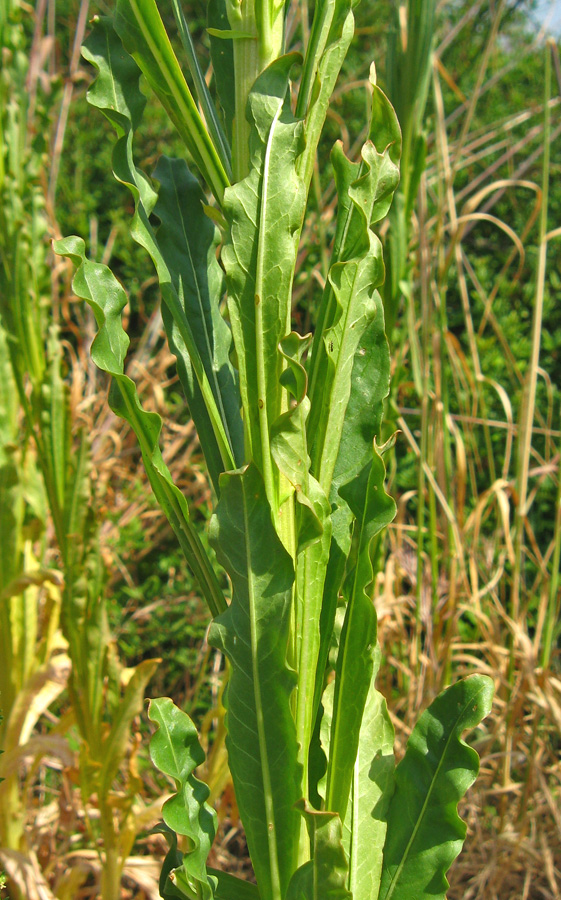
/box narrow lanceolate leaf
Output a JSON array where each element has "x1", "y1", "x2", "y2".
[
  {"x1": 222, "y1": 56, "x2": 306, "y2": 504},
  {"x1": 169, "y1": 0, "x2": 232, "y2": 179},
  {"x1": 53, "y1": 236, "x2": 226, "y2": 620},
  {"x1": 208, "y1": 464, "x2": 301, "y2": 900},
  {"x1": 207, "y1": 0, "x2": 235, "y2": 143},
  {"x1": 325, "y1": 448, "x2": 396, "y2": 823},
  {"x1": 148, "y1": 698, "x2": 217, "y2": 900},
  {"x1": 309, "y1": 83, "x2": 400, "y2": 714},
  {"x1": 296, "y1": 0, "x2": 354, "y2": 192},
  {"x1": 270, "y1": 334, "x2": 331, "y2": 827},
  {"x1": 114, "y1": 0, "x2": 230, "y2": 203},
  {"x1": 342, "y1": 648, "x2": 395, "y2": 900},
  {"x1": 99, "y1": 659, "x2": 159, "y2": 799},
  {"x1": 379, "y1": 675, "x2": 494, "y2": 900},
  {"x1": 285, "y1": 802, "x2": 351, "y2": 900},
  {"x1": 153, "y1": 156, "x2": 244, "y2": 470},
  {"x1": 81, "y1": 17, "x2": 238, "y2": 490}
]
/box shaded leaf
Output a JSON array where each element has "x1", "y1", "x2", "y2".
[
  {"x1": 325, "y1": 448, "x2": 395, "y2": 822},
  {"x1": 99, "y1": 659, "x2": 158, "y2": 798},
  {"x1": 285, "y1": 801, "x2": 351, "y2": 900}
]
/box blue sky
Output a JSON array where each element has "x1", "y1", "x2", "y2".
[{"x1": 533, "y1": 0, "x2": 561, "y2": 34}]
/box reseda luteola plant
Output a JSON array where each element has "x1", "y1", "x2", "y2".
[{"x1": 56, "y1": 0, "x2": 493, "y2": 897}]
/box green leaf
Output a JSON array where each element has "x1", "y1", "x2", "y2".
[
  {"x1": 379, "y1": 675, "x2": 494, "y2": 900},
  {"x1": 148, "y1": 698, "x2": 217, "y2": 900},
  {"x1": 170, "y1": 0, "x2": 232, "y2": 179},
  {"x1": 325, "y1": 448, "x2": 396, "y2": 823},
  {"x1": 285, "y1": 801, "x2": 351, "y2": 900},
  {"x1": 208, "y1": 869, "x2": 261, "y2": 900},
  {"x1": 307, "y1": 75, "x2": 400, "y2": 470},
  {"x1": 296, "y1": 0, "x2": 354, "y2": 192},
  {"x1": 99, "y1": 658, "x2": 158, "y2": 799},
  {"x1": 207, "y1": 27, "x2": 255, "y2": 39},
  {"x1": 342, "y1": 648, "x2": 395, "y2": 900},
  {"x1": 306, "y1": 85, "x2": 399, "y2": 709},
  {"x1": 270, "y1": 333, "x2": 332, "y2": 819},
  {"x1": 207, "y1": 0, "x2": 235, "y2": 142},
  {"x1": 152, "y1": 155, "x2": 244, "y2": 473},
  {"x1": 307, "y1": 127, "x2": 398, "y2": 495},
  {"x1": 208, "y1": 464, "x2": 301, "y2": 900},
  {"x1": 114, "y1": 0, "x2": 230, "y2": 203},
  {"x1": 222, "y1": 55, "x2": 306, "y2": 506},
  {"x1": 53, "y1": 236, "x2": 226, "y2": 619},
  {"x1": 81, "y1": 17, "x2": 237, "y2": 490}
]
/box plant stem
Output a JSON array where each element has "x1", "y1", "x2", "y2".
[{"x1": 228, "y1": 0, "x2": 284, "y2": 182}]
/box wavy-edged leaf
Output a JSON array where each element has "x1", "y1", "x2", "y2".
[
  {"x1": 53, "y1": 236, "x2": 226, "y2": 619},
  {"x1": 379, "y1": 675, "x2": 494, "y2": 900},
  {"x1": 114, "y1": 0, "x2": 230, "y2": 203},
  {"x1": 222, "y1": 56, "x2": 306, "y2": 504},
  {"x1": 342, "y1": 647, "x2": 395, "y2": 900},
  {"x1": 208, "y1": 464, "x2": 301, "y2": 900},
  {"x1": 285, "y1": 801, "x2": 351, "y2": 900},
  {"x1": 148, "y1": 698, "x2": 217, "y2": 900},
  {"x1": 81, "y1": 17, "x2": 237, "y2": 491},
  {"x1": 307, "y1": 118, "x2": 399, "y2": 497},
  {"x1": 325, "y1": 447, "x2": 395, "y2": 823}
]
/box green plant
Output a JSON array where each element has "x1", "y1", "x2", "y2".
[
  {"x1": 56, "y1": 0, "x2": 493, "y2": 897},
  {"x1": 0, "y1": 4, "x2": 159, "y2": 897}
]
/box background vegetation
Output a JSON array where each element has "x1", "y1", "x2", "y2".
[{"x1": 0, "y1": 0, "x2": 560, "y2": 897}]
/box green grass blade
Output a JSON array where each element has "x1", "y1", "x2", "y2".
[
  {"x1": 53, "y1": 236, "x2": 227, "y2": 619},
  {"x1": 169, "y1": 0, "x2": 232, "y2": 179},
  {"x1": 379, "y1": 675, "x2": 494, "y2": 900},
  {"x1": 114, "y1": 0, "x2": 230, "y2": 204},
  {"x1": 207, "y1": 0, "x2": 235, "y2": 142},
  {"x1": 209, "y1": 464, "x2": 301, "y2": 900}
]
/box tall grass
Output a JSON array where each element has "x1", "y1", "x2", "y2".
[{"x1": 373, "y1": 4, "x2": 561, "y2": 895}]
